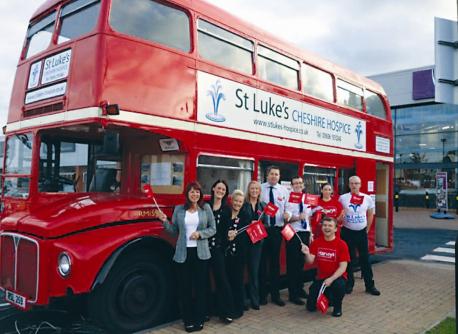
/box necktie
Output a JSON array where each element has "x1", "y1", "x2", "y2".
[
  {"x1": 269, "y1": 186, "x2": 276, "y2": 227},
  {"x1": 299, "y1": 201, "x2": 307, "y2": 229}
]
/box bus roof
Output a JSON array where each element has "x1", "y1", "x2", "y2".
[{"x1": 31, "y1": 0, "x2": 385, "y2": 95}]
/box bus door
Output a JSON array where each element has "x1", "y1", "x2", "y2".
[{"x1": 375, "y1": 162, "x2": 390, "y2": 248}]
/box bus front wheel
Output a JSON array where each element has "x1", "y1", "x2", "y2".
[{"x1": 88, "y1": 254, "x2": 171, "y2": 333}]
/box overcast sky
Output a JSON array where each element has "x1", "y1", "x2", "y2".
[{"x1": 0, "y1": 0, "x2": 456, "y2": 126}]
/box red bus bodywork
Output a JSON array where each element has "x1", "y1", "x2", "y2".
[{"x1": 0, "y1": 0, "x2": 393, "y2": 332}]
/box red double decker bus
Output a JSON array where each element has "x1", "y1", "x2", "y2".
[{"x1": 0, "y1": 0, "x2": 393, "y2": 332}]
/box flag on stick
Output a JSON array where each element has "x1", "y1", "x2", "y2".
[
  {"x1": 143, "y1": 184, "x2": 161, "y2": 211},
  {"x1": 304, "y1": 194, "x2": 319, "y2": 206},
  {"x1": 246, "y1": 220, "x2": 268, "y2": 244},
  {"x1": 263, "y1": 202, "x2": 279, "y2": 217},
  {"x1": 288, "y1": 192, "x2": 303, "y2": 204}
]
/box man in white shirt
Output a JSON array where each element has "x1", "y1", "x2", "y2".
[
  {"x1": 284, "y1": 176, "x2": 312, "y2": 305},
  {"x1": 339, "y1": 175, "x2": 380, "y2": 296},
  {"x1": 259, "y1": 166, "x2": 289, "y2": 306}
]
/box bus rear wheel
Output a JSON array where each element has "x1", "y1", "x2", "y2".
[{"x1": 89, "y1": 254, "x2": 171, "y2": 333}]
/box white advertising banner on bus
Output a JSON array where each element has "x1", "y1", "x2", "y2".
[{"x1": 197, "y1": 71, "x2": 366, "y2": 151}]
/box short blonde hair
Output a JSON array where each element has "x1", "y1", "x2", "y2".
[{"x1": 232, "y1": 189, "x2": 245, "y2": 202}]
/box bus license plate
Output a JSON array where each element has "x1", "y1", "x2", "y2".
[{"x1": 5, "y1": 290, "x2": 26, "y2": 308}]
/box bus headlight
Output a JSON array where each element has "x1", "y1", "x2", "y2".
[{"x1": 58, "y1": 252, "x2": 72, "y2": 277}]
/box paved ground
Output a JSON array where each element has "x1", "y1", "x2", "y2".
[
  {"x1": 143, "y1": 209, "x2": 456, "y2": 334},
  {"x1": 393, "y1": 207, "x2": 458, "y2": 230}
]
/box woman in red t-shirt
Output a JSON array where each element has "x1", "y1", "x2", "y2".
[{"x1": 312, "y1": 183, "x2": 344, "y2": 238}]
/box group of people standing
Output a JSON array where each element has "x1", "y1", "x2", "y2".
[{"x1": 159, "y1": 166, "x2": 380, "y2": 332}]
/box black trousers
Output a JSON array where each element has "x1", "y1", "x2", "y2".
[
  {"x1": 175, "y1": 248, "x2": 208, "y2": 326},
  {"x1": 286, "y1": 231, "x2": 310, "y2": 299},
  {"x1": 341, "y1": 226, "x2": 375, "y2": 289},
  {"x1": 247, "y1": 240, "x2": 263, "y2": 307},
  {"x1": 208, "y1": 246, "x2": 235, "y2": 318},
  {"x1": 225, "y1": 252, "x2": 246, "y2": 318},
  {"x1": 259, "y1": 226, "x2": 283, "y2": 300},
  {"x1": 306, "y1": 277, "x2": 346, "y2": 311}
]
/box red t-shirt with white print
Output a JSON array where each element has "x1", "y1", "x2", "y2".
[{"x1": 310, "y1": 236, "x2": 350, "y2": 280}]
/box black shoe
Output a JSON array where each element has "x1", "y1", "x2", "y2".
[
  {"x1": 204, "y1": 315, "x2": 210, "y2": 322},
  {"x1": 260, "y1": 298, "x2": 268, "y2": 305},
  {"x1": 345, "y1": 286, "x2": 353, "y2": 294},
  {"x1": 332, "y1": 308, "x2": 342, "y2": 317},
  {"x1": 194, "y1": 323, "x2": 204, "y2": 332},
  {"x1": 365, "y1": 286, "x2": 381, "y2": 296},
  {"x1": 184, "y1": 325, "x2": 195, "y2": 333},
  {"x1": 244, "y1": 304, "x2": 249, "y2": 311},
  {"x1": 220, "y1": 316, "x2": 233, "y2": 324},
  {"x1": 272, "y1": 297, "x2": 285, "y2": 306},
  {"x1": 251, "y1": 303, "x2": 260, "y2": 310},
  {"x1": 289, "y1": 297, "x2": 305, "y2": 305}
]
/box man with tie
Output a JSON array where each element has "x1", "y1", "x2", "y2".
[
  {"x1": 339, "y1": 175, "x2": 380, "y2": 296},
  {"x1": 284, "y1": 176, "x2": 312, "y2": 305},
  {"x1": 259, "y1": 166, "x2": 289, "y2": 306}
]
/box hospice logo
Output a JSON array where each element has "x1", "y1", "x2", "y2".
[
  {"x1": 205, "y1": 80, "x2": 226, "y2": 122},
  {"x1": 355, "y1": 121, "x2": 363, "y2": 149}
]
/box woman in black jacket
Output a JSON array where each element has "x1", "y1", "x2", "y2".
[
  {"x1": 222, "y1": 189, "x2": 250, "y2": 319},
  {"x1": 242, "y1": 180, "x2": 268, "y2": 310},
  {"x1": 206, "y1": 180, "x2": 235, "y2": 323}
]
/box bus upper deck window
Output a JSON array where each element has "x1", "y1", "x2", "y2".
[
  {"x1": 365, "y1": 90, "x2": 387, "y2": 119},
  {"x1": 302, "y1": 63, "x2": 334, "y2": 102},
  {"x1": 26, "y1": 11, "x2": 56, "y2": 59},
  {"x1": 258, "y1": 45, "x2": 299, "y2": 90},
  {"x1": 58, "y1": 0, "x2": 101, "y2": 44},
  {"x1": 110, "y1": 0, "x2": 191, "y2": 52},
  {"x1": 336, "y1": 79, "x2": 363, "y2": 111}
]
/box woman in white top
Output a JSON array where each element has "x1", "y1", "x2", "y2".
[{"x1": 159, "y1": 181, "x2": 216, "y2": 333}]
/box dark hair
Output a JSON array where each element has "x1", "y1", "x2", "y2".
[
  {"x1": 209, "y1": 179, "x2": 229, "y2": 207},
  {"x1": 184, "y1": 181, "x2": 205, "y2": 209},
  {"x1": 266, "y1": 165, "x2": 280, "y2": 175},
  {"x1": 321, "y1": 216, "x2": 337, "y2": 227},
  {"x1": 320, "y1": 182, "x2": 333, "y2": 198}
]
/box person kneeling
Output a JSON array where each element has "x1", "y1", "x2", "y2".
[{"x1": 301, "y1": 216, "x2": 350, "y2": 317}]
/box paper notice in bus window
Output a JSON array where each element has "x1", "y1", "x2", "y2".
[{"x1": 150, "y1": 162, "x2": 172, "y2": 185}]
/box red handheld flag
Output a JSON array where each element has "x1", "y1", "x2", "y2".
[
  {"x1": 304, "y1": 194, "x2": 319, "y2": 206},
  {"x1": 246, "y1": 220, "x2": 268, "y2": 244},
  {"x1": 316, "y1": 283, "x2": 329, "y2": 314},
  {"x1": 263, "y1": 202, "x2": 279, "y2": 217},
  {"x1": 143, "y1": 184, "x2": 155, "y2": 199},
  {"x1": 281, "y1": 224, "x2": 296, "y2": 241},
  {"x1": 288, "y1": 192, "x2": 303, "y2": 204},
  {"x1": 350, "y1": 194, "x2": 364, "y2": 205}
]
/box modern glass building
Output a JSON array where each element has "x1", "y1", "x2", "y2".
[{"x1": 370, "y1": 66, "x2": 458, "y2": 209}]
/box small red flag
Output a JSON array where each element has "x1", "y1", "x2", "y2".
[
  {"x1": 288, "y1": 192, "x2": 303, "y2": 204},
  {"x1": 304, "y1": 194, "x2": 319, "y2": 206},
  {"x1": 263, "y1": 202, "x2": 279, "y2": 217},
  {"x1": 281, "y1": 224, "x2": 296, "y2": 241},
  {"x1": 143, "y1": 184, "x2": 155, "y2": 199},
  {"x1": 246, "y1": 220, "x2": 268, "y2": 244},
  {"x1": 350, "y1": 194, "x2": 364, "y2": 205},
  {"x1": 316, "y1": 284, "x2": 329, "y2": 314}
]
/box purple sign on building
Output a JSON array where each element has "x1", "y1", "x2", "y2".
[{"x1": 412, "y1": 69, "x2": 435, "y2": 100}]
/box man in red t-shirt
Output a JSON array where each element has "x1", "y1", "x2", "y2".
[{"x1": 301, "y1": 216, "x2": 350, "y2": 317}]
